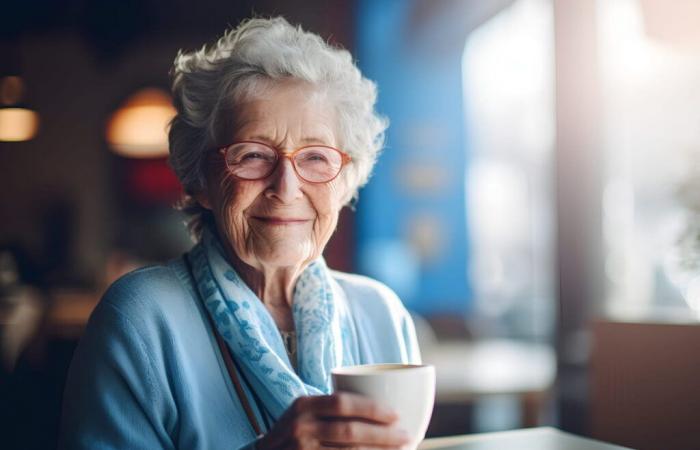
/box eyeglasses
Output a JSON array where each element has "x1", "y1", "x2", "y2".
[{"x1": 218, "y1": 140, "x2": 352, "y2": 183}]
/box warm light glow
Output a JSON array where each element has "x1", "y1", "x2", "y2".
[
  {"x1": 0, "y1": 108, "x2": 40, "y2": 142},
  {"x1": 640, "y1": 0, "x2": 700, "y2": 49},
  {"x1": 106, "y1": 88, "x2": 176, "y2": 158}
]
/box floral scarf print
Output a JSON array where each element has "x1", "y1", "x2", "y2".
[{"x1": 189, "y1": 228, "x2": 360, "y2": 421}]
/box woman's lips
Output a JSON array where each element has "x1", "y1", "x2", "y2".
[{"x1": 251, "y1": 216, "x2": 312, "y2": 225}]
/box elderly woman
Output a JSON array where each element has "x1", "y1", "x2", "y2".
[{"x1": 60, "y1": 17, "x2": 420, "y2": 450}]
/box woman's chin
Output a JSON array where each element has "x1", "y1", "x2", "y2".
[{"x1": 250, "y1": 243, "x2": 316, "y2": 269}]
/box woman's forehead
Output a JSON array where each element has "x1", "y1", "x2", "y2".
[{"x1": 232, "y1": 86, "x2": 337, "y2": 145}]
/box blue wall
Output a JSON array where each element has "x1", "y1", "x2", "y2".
[{"x1": 355, "y1": 0, "x2": 472, "y2": 315}]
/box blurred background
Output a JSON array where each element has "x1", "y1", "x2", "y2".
[{"x1": 1, "y1": 0, "x2": 700, "y2": 449}]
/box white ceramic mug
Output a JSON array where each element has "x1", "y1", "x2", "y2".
[{"x1": 332, "y1": 364, "x2": 436, "y2": 449}]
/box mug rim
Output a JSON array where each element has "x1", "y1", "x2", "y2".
[{"x1": 331, "y1": 363, "x2": 434, "y2": 376}]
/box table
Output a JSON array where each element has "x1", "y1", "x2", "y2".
[
  {"x1": 421, "y1": 340, "x2": 556, "y2": 426},
  {"x1": 419, "y1": 427, "x2": 632, "y2": 450}
]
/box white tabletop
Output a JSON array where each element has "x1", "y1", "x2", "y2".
[{"x1": 419, "y1": 427, "x2": 632, "y2": 450}]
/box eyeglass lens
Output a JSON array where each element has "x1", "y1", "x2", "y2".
[{"x1": 223, "y1": 142, "x2": 344, "y2": 182}]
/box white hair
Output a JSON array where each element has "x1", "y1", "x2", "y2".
[{"x1": 168, "y1": 17, "x2": 388, "y2": 238}]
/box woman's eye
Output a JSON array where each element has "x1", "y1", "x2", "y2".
[
  {"x1": 300, "y1": 152, "x2": 329, "y2": 163},
  {"x1": 236, "y1": 150, "x2": 275, "y2": 164},
  {"x1": 241, "y1": 152, "x2": 265, "y2": 160}
]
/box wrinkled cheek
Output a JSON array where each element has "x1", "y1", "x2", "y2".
[
  {"x1": 313, "y1": 211, "x2": 340, "y2": 249},
  {"x1": 213, "y1": 180, "x2": 249, "y2": 253},
  {"x1": 308, "y1": 190, "x2": 343, "y2": 252},
  {"x1": 218, "y1": 204, "x2": 249, "y2": 250}
]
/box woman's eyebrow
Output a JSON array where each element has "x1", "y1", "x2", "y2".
[
  {"x1": 246, "y1": 135, "x2": 275, "y2": 143},
  {"x1": 299, "y1": 136, "x2": 329, "y2": 145},
  {"x1": 244, "y1": 135, "x2": 331, "y2": 146}
]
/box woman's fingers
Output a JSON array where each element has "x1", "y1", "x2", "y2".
[
  {"x1": 257, "y1": 395, "x2": 408, "y2": 450},
  {"x1": 303, "y1": 393, "x2": 399, "y2": 424},
  {"x1": 316, "y1": 419, "x2": 410, "y2": 447}
]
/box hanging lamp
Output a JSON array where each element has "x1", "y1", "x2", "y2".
[
  {"x1": 105, "y1": 88, "x2": 176, "y2": 158},
  {"x1": 0, "y1": 76, "x2": 39, "y2": 142}
]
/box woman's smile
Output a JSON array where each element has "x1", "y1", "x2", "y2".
[{"x1": 250, "y1": 216, "x2": 313, "y2": 226}]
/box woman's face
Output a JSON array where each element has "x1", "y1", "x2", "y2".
[{"x1": 199, "y1": 81, "x2": 351, "y2": 272}]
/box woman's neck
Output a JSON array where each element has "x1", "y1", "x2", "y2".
[{"x1": 221, "y1": 243, "x2": 303, "y2": 332}]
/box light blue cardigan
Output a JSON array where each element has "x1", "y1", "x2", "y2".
[{"x1": 59, "y1": 256, "x2": 421, "y2": 449}]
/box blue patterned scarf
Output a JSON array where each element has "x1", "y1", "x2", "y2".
[{"x1": 189, "y1": 228, "x2": 359, "y2": 421}]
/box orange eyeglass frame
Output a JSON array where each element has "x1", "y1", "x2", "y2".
[{"x1": 217, "y1": 140, "x2": 352, "y2": 183}]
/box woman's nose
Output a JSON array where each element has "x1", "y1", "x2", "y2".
[{"x1": 265, "y1": 158, "x2": 303, "y2": 203}]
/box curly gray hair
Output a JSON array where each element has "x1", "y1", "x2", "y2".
[{"x1": 168, "y1": 16, "x2": 388, "y2": 239}]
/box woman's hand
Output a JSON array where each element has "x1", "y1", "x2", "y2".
[{"x1": 256, "y1": 392, "x2": 410, "y2": 449}]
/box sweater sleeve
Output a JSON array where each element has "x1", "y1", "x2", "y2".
[
  {"x1": 236, "y1": 436, "x2": 262, "y2": 450},
  {"x1": 59, "y1": 298, "x2": 175, "y2": 449},
  {"x1": 332, "y1": 271, "x2": 423, "y2": 365},
  {"x1": 374, "y1": 280, "x2": 422, "y2": 364},
  {"x1": 400, "y1": 309, "x2": 422, "y2": 365}
]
